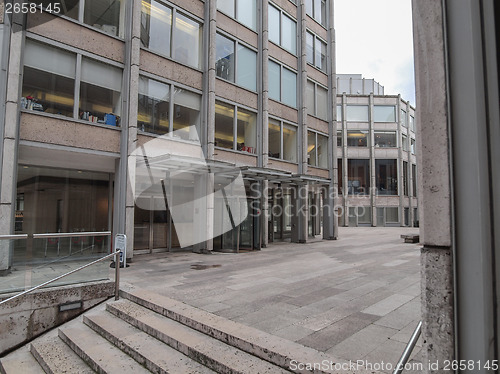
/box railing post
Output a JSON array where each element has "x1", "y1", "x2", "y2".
[
  {"x1": 393, "y1": 321, "x2": 422, "y2": 374},
  {"x1": 115, "y1": 250, "x2": 120, "y2": 301}
]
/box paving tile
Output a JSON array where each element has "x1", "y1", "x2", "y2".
[
  {"x1": 374, "y1": 300, "x2": 421, "y2": 330},
  {"x1": 361, "y1": 294, "x2": 415, "y2": 316}
]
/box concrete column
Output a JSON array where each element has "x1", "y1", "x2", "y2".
[
  {"x1": 368, "y1": 94, "x2": 376, "y2": 226},
  {"x1": 0, "y1": 11, "x2": 23, "y2": 272},
  {"x1": 291, "y1": 184, "x2": 308, "y2": 243},
  {"x1": 298, "y1": 0, "x2": 307, "y2": 175},
  {"x1": 397, "y1": 95, "x2": 404, "y2": 226},
  {"x1": 341, "y1": 94, "x2": 348, "y2": 226},
  {"x1": 260, "y1": 0, "x2": 268, "y2": 168},
  {"x1": 406, "y1": 101, "x2": 414, "y2": 227},
  {"x1": 206, "y1": 0, "x2": 216, "y2": 161},
  {"x1": 412, "y1": 0, "x2": 454, "y2": 370},
  {"x1": 262, "y1": 180, "x2": 269, "y2": 247}
]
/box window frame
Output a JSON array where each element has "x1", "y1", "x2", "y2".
[
  {"x1": 216, "y1": 0, "x2": 257, "y2": 31},
  {"x1": 345, "y1": 105, "x2": 369, "y2": 122},
  {"x1": 268, "y1": 117, "x2": 298, "y2": 163},
  {"x1": 373, "y1": 105, "x2": 396, "y2": 122},
  {"x1": 305, "y1": 0, "x2": 327, "y2": 27},
  {"x1": 307, "y1": 129, "x2": 329, "y2": 169},
  {"x1": 215, "y1": 31, "x2": 258, "y2": 92},
  {"x1": 305, "y1": 30, "x2": 327, "y2": 72},
  {"x1": 268, "y1": 2, "x2": 297, "y2": 55},
  {"x1": 306, "y1": 79, "x2": 329, "y2": 120},
  {"x1": 268, "y1": 58, "x2": 298, "y2": 108},
  {"x1": 374, "y1": 131, "x2": 397, "y2": 148}
]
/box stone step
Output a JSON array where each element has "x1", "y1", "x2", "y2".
[
  {"x1": 30, "y1": 330, "x2": 95, "y2": 374},
  {"x1": 58, "y1": 323, "x2": 151, "y2": 374},
  {"x1": 106, "y1": 299, "x2": 291, "y2": 374},
  {"x1": 120, "y1": 286, "x2": 349, "y2": 374},
  {"x1": 83, "y1": 311, "x2": 216, "y2": 374},
  {"x1": 0, "y1": 345, "x2": 45, "y2": 374}
]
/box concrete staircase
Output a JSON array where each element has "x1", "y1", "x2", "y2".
[{"x1": 0, "y1": 286, "x2": 375, "y2": 374}]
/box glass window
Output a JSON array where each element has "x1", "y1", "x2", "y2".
[
  {"x1": 217, "y1": 0, "x2": 235, "y2": 18},
  {"x1": 374, "y1": 131, "x2": 397, "y2": 148},
  {"x1": 216, "y1": 33, "x2": 235, "y2": 81},
  {"x1": 138, "y1": 76, "x2": 170, "y2": 135},
  {"x1": 357, "y1": 206, "x2": 371, "y2": 224},
  {"x1": 173, "y1": 88, "x2": 201, "y2": 140},
  {"x1": 411, "y1": 138, "x2": 416, "y2": 154},
  {"x1": 402, "y1": 134, "x2": 409, "y2": 151},
  {"x1": 283, "y1": 124, "x2": 297, "y2": 162},
  {"x1": 337, "y1": 130, "x2": 342, "y2": 147},
  {"x1": 316, "y1": 85, "x2": 328, "y2": 120},
  {"x1": 307, "y1": 131, "x2": 317, "y2": 167},
  {"x1": 315, "y1": 38, "x2": 327, "y2": 71},
  {"x1": 236, "y1": 0, "x2": 257, "y2": 30},
  {"x1": 412, "y1": 164, "x2": 417, "y2": 197},
  {"x1": 348, "y1": 159, "x2": 370, "y2": 195},
  {"x1": 268, "y1": 120, "x2": 281, "y2": 159},
  {"x1": 79, "y1": 57, "x2": 122, "y2": 124},
  {"x1": 386, "y1": 207, "x2": 399, "y2": 223},
  {"x1": 22, "y1": 40, "x2": 76, "y2": 118},
  {"x1": 282, "y1": 68, "x2": 297, "y2": 107},
  {"x1": 346, "y1": 105, "x2": 368, "y2": 122},
  {"x1": 337, "y1": 158, "x2": 343, "y2": 193},
  {"x1": 215, "y1": 101, "x2": 235, "y2": 150},
  {"x1": 410, "y1": 115, "x2": 415, "y2": 131},
  {"x1": 282, "y1": 14, "x2": 297, "y2": 54},
  {"x1": 373, "y1": 105, "x2": 396, "y2": 122},
  {"x1": 173, "y1": 13, "x2": 202, "y2": 69},
  {"x1": 268, "y1": 4, "x2": 280, "y2": 45},
  {"x1": 40, "y1": 0, "x2": 78, "y2": 19},
  {"x1": 305, "y1": 0, "x2": 313, "y2": 16},
  {"x1": 268, "y1": 60, "x2": 281, "y2": 101},
  {"x1": 306, "y1": 0, "x2": 326, "y2": 26},
  {"x1": 375, "y1": 159, "x2": 398, "y2": 195},
  {"x1": 140, "y1": 0, "x2": 172, "y2": 57},
  {"x1": 236, "y1": 108, "x2": 257, "y2": 153},
  {"x1": 84, "y1": 0, "x2": 124, "y2": 37},
  {"x1": 306, "y1": 80, "x2": 315, "y2": 116},
  {"x1": 317, "y1": 134, "x2": 328, "y2": 168},
  {"x1": 237, "y1": 44, "x2": 257, "y2": 91},
  {"x1": 347, "y1": 130, "x2": 369, "y2": 147},
  {"x1": 337, "y1": 105, "x2": 342, "y2": 121},
  {"x1": 403, "y1": 161, "x2": 409, "y2": 196},
  {"x1": 306, "y1": 31, "x2": 314, "y2": 65},
  {"x1": 401, "y1": 109, "x2": 407, "y2": 127}
]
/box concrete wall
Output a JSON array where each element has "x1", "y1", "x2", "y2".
[{"x1": 0, "y1": 280, "x2": 114, "y2": 355}]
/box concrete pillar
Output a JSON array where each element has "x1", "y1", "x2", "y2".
[
  {"x1": 412, "y1": 0, "x2": 454, "y2": 370},
  {"x1": 397, "y1": 95, "x2": 404, "y2": 226},
  {"x1": 291, "y1": 184, "x2": 308, "y2": 243},
  {"x1": 298, "y1": 0, "x2": 307, "y2": 175},
  {"x1": 368, "y1": 94, "x2": 376, "y2": 226},
  {"x1": 0, "y1": 11, "x2": 23, "y2": 272}
]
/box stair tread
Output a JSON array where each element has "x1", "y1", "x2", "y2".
[
  {"x1": 59, "y1": 323, "x2": 151, "y2": 374},
  {"x1": 84, "y1": 311, "x2": 216, "y2": 374},
  {"x1": 31, "y1": 335, "x2": 95, "y2": 374},
  {"x1": 0, "y1": 345, "x2": 45, "y2": 374},
  {"x1": 107, "y1": 299, "x2": 291, "y2": 374}
]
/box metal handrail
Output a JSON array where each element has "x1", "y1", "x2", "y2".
[
  {"x1": 33, "y1": 231, "x2": 111, "y2": 239},
  {"x1": 393, "y1": 320, "x2": 422, "y2": 374},
  {"x1": 0, "y1": 234, "x2": 28, "y2": 240},
  {"x1": 0, "y1": 250, "x2": 121, "y2": 306}
]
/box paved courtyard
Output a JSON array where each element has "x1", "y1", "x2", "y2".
[{"x1": 121, "y1": 227, "x2": 422, "y2": 372}]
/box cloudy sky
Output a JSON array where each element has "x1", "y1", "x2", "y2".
[{"x1": 334, "y1": 0, "x2": 416, "y2": 105}]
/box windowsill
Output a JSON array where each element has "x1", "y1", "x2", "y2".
[
  {"x1": 215, "y1": 76, "x2": 257, "y2": 95},
  {"x1": 307, "y1": 113, "x2": 329, "y2": 122},
  {"x1": 307, "y1": 164, "x2": 328, "y2": 171},
  {"x1": 268, "y1": 40, "x2": 298, "y2": 59},
  {"x1": 268, "y1": 157, "x2": 298, "y2": 165},
  {"x1": 20, "y1": 110, "x2": 122, "y2": 131},
  {"x1": 214, "y1": 146, "x2": 258, "y2": 157},
  {"x1": 140, "y1": 47, "x2": 203, "y2": 73},
  {"x1": 268, "y1": 97, "x2": 298, "y2": 111},
  {"x1": 306, "y1": 62, "x2": 327, "y2": 75}
]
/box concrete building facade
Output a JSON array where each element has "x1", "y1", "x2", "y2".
[
  {"x1": 0, "y1": 0, "x2": 339, "y2": 271},
  {"x1": 336, "y1": 74, "x2": 418, "y2": 228}
]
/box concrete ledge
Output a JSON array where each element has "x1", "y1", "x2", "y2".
[
  {"x1": 401, "y1": 234, "x2": 420, "y2": 243},
  {"x1": 0, "y1": 280, "x2": 114, "y2": 355}
]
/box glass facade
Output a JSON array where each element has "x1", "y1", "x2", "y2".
[
  {"x1": 375, "y1": 159, "x2": 398, "y2": 195},
  {"x1": 348, "y1": 159, "x2": 369, "y2": 195},
  {"x1": 373, "y1": 105, "x2": 396, "y2": 122}
]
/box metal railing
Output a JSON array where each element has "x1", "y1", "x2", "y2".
[
  {"x1": 33, "y1": 231, "x2": 111, "y2": 257},
  {"x1": 0, "y1": 234, "x2": 28, "y2": 240},
  {"x1": 393, "y1": 320, "x2": 422, "y2": 374},
  {"x1": 0, "y1": 249, "x2": 122, "y2": 306}
]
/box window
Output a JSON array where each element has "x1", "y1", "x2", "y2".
[
  {"x1": 346, "y1": 105, "x2": 368, "y2": 122},
  {"x1": 305, "y1": 0, "x2": 326, "y2": 26},
  {"x1": 412, "y1": 164, "x2": 417, "y2": 197},
  {"x1": 22, "y1": 40, "x2": 76, "y2": 118},
  {"x1": 39, "y1": 0, "x2": 124, "y2": 37},
  {"x1": 375, "y1": 159, "x2": 398, "y2": 195},
  {"x1": 374, "y1": 131, "x2": 397, "y2": 148},
  {"x1": 307, "y1": 131, "x2": 328, "y2": 168},
  {"x1": 79, "y1": 57, "x2": 122, "y2": 124},
  {"x1": 138, "y1": 76, "x2": 201, "y2": 140},
  {"x1": 306, "y1": 31, "x2": 327, "y2": 72},
  {"x1": 337, "y1": 130, "x2": 342, "y2": 147},
  {"x1": 373, "y1": 105, "x2": 396, "y2": 122},
  {"x1": 386, "y1": 207, "x2": 399, "y2": 223},
  {"x1": 215, "y1": 101, "x2": 257, "y2": 153},
  {"x1": 268, "y1": 119, "x2": 297, "y2": 162},
  {"x1": 337, "y1": 105, "x2": 342, "y2": 122},
  {"x1": 403, "y1": 161, "x2": 409, "y2": 196},
  {"x1": 401, "y1": 109, "x2": 407, "y2": 127},
  {"x1": 348, "y1": 159, "x2": 370, "y2": 195},
  {"x1": 410, "y1": 115, "x2": 415, "y2": 131},
  {"x1": 268, "y1": 4, "x2": 297, "y2": 54},
  {"x1": 411, "y1": 138, "x2": 416, "y2": 154},
  {"x1": 268, "y1": 59, "x2": 297, "y2": 107},
  {"x1": 141, "y1": 1, "x2": 202, "y2": 69},
  {"x1": 347, "y1": 130, "x2": 369, "y2": 147},
  {"x1": 215, "y1": 34, "x2": 257, "y2": 91},
  {"x1": 22, "y1": 39, "x2": 123, "y2": 126},
  {"x1": 337, "y1": 158, "x2": 343, "y2": 193},
  {"x1": 402, "y1": 134, "x2": 409, "y2": 151},
  {"x1": 306, "y1": 80, "x2": 328, "y2": 120},
  {"x1": 217, "y1": 0, "x2": 257, "y2": 31}
]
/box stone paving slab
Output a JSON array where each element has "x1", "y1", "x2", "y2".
[{"x1": 120, "y1": 227, "x2": 422, "y2": 369}]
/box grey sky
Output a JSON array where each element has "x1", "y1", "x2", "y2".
[{"x1": 334, "y1": 0, "x2": 416, "y2": 105}]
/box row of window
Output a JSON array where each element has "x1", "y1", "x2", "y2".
[
  {"x1": 337, "y1": 105, "x2": 415, "y2": 126},
  {"x1": 336, "y1": 131, "x2": 416, "y2": 152},
  {"x1": 338, "y1": 159, "x2": 417, "y2": 196}
]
